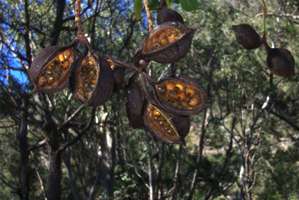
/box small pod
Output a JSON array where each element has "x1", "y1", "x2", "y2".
[
  {"x1": 266, "y1": 47, "x2": 295, "y2": 77},
  {"x1": 71, "y1": 52, "x2": 114, "y2": 107},
  {"x1": 143, "y1": 103, "x2": 190, "y2": 144},
  {"x1": 126, "y1": 77, "x2": 146, "y2": 129},
  {"x1": 232, "y1": 24, "x2": 262, "y2": 50},
  {"x1": 29, "y1": 43, "x2": 75, "y2": 93},
  {"x1": 157, "y1": 5, "x2": 184, "y2": 25},
  {"x1": 106, "y1": 58, "x2": 126, "y2": 90},
  {"x1": 142, "y1": 22, "x2": 195, "y2": 64},
  {"x1": 154, "y1": 77, "x2": 207, "y2": 115}
]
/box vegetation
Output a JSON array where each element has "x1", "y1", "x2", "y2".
[{"x1": 0, "y1": 0, "x2": 298, "y2": 200}]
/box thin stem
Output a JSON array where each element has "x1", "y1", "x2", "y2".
[
  {"x1": 75, "y1": 0, "x2": 84, "y2": 37},
  {"x1": 107, "y1": 56, "x2": 140, "y2": 72},
  {"x1": 261, "y1": 0, "x2": 267, "y2": 41},
  {"x1": 143, "y1": 0, "x2": 154, "y2": 32}
]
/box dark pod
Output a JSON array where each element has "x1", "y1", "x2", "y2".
[
  {"x1": 126, "y1": 77, "x2": 146, "y2": 129},
  {"x1": 157, "y1": 1, "x2": 184, "y2": 25},
  {"x1": 266, "y1": 47, "x2": 295, "y2": 77},
  {"x1": 29, "y1": 44, "x2": 75, "y2": 93},
  {"x1": 232, "y1": 24, "x2": 262, "y2": 50},
  {"x1": 106, "y1": 58, "x2": 125, "y2": 90},
  {"x1": 143, "y1": 103, "x2": 190, "y2": 144},
  {"x1": 154, "y1": 77, "x2": 207, "y2": 115},
  {"x1": 142, "y1": 22, "x2": 195, "y2": 64},
  {"x1": 71, "y1": 52, "x2": 114, "y2": 107}
]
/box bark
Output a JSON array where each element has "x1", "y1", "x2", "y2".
[
  {"x1": 47, "y1": 149, "x2": 62, "y2": 200},
  {"x1": 50, "y1": 0, "x2": 66, "y2": 45},
  {"x1": 17, "y1": 106, "x2": 30, "y2": 200},
  {"x1": 44, "y1": 117, "x2": 62, "y2": 200}
]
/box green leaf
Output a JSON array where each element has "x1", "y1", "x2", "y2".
[
  {"x1": 179, "y1": 0, "x2": 199, "y2": 11},
  {"x1": 134, "y1": 0, "x2": 143, "y2": 20}
]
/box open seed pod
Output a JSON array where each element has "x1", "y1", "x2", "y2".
[
  {"x1": 29, "y1": 44, "x2": 75, "y2": 92},
  {"x1": 142, "y1": 22, "x2": 195, "y2": 64},
  {"x1": 72, "y1": 52, "x2": 114, "y2": 107},
  {"x1": 143, "y1": 103, "x2": 190, "y2": 144},
  {"x1": 126, "y1": 77, "x2": 146, "y2": 128},
  {"x1": 266, "y1": 48, "x2": 295, "y2": 77},
  {"x1": 232, "y1": 24, "x2": 262, "y2": 50},
  {"x1": 154, "y1": 77, "x2": 207, "y2": 115}
]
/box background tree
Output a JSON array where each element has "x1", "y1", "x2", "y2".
[{"x1": 0, "y1": 0, "x2": 299, "y2": 200}]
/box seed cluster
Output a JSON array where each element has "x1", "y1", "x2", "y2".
[
  {"x1": 156, "y1": 80, "x2": 201, "y2": 110},
  {"x1": 144, "y1": 104, "x2": 178, "y2": 140},
  {"x1": 144, "y1": 27, "x2": 183, "y2": 52},
  {"x1": 36, "y1": 49, "x2": 73, "y2": 89},
  {"x1": 75, "y1": 54, "x2": 99, "y2": 102}
]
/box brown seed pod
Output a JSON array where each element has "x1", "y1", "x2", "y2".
[
  {"x1": 106, "y1": 58, "x2": 125, "y2": 90},
  {"x1": 157, "y1": 6, "x2": 184, "y2": 25},
  {"x1": 29, "y1": 44, "x2": 75, "y2": 93},
  {"x1": 142, "y1": 22, "x2": 195, "y2": 64},
  {"x1": 143, "y1": 103, "x2": 189, "y2": 144},
  {"x1": 126, "y1": 77, "x2": 146, "y2": 129},
  {"x1": 154, "y1": 77, "x2": 207, "y2": 115},
  {"x1": 232, "y1": 24, "x2": 262, "y2": 50},
  {"x1": 72, "y1": 52, "x2": 114, "y2": 107},
  {"x1": 266, "y1": 48, "x2": 295, "y2": 77}
]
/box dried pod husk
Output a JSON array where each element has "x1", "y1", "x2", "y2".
[
  {"x1": 232, "y1": 24, "x2": 262, "y2": 50},
  {"x1": 157, "y1": 6, "x2": 184, "y2": 25},
  {"x1": 106, "y1": 58, "x2": 125, "y2": 90},
  {"x1": 72, "y1": 52, "x2": 114, "y2": 107},
  {"x1": 29, "y1": 44, "x2": 75, "y2": 93},
  {"x1": 142, "y1": 22, "x2": 195, "y2": 64},
  {"x1": 143, "y1": 103, "x2": 189, "y2": 144},
  {"x1": 154, "y1": 77, "x2": 207, "y2": 115},
  {"x1": 266, "y1": 48, "x2": 295, "y2": 77},
  {"x1": 126, "y1": 77, "x2": 146, "y2": 128}
]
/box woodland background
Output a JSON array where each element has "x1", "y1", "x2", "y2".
[{"x1": 0, "y1": 0, "x2": 299, "y2": 199}]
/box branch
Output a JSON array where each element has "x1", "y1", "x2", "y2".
[
  {"x1": 143, "y1": 0, "x2": 154, "y2": 32},
  {"x1": 269, "y1": 110, "x2": 299, "y2": 131},
  {"x1": 59, "y1": 104, "x2": 86, "y2": 129},
  {"x1": 58, "y1": 108, "x2": 96, "y2": 153},
  {"x1": 50, "y1": 0, "x2": 66, "y2": 45},
  {"x1": 24, "y1": 0, "x2": 32, "y2": 66},
  {"x1": 75, "y1": 0, "x2": 84, "y2": 37}
]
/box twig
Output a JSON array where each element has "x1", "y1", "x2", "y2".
[
  {"x1": 107, "y1": 56, "x2": 139, "y2": 72},
  {"x1": 59, "y1": 104, "x2": 86, "y2": 129},
  {"x1": 29, "y1": 138, "x2": 47, "y2": 151},
  {"x1": 261, "y1": 0, "x2": 268, "y2": 40},
  {"x1": 75, "y1": 0, "x2": 84, "y2": 37},
  {"x1": 143, "y1": 0, "x2": 154, "y2": 32},
  {"x1": 58, "y1": 108, "x2": 96, "y2": 153}
]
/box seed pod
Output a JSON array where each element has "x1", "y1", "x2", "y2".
[
  {"x1": 266, "y1": 48, "x2": 295, "y2": 77},
  {"x1": 72, "y1": 52, "x2": 114, "y2": 107},
  {"x1": 106, "y1": 58, "x2": 125, "y2": 90},
  {"x1": 154, "y1": 77, "x2": 207, "y2": 115},
  {"x1": 157, "y1": 7, "x2": 184, "y2": 25},
  {"x1": 143, "y1": 103, "x2": 189, "y2": 144},
  {"x1": 232, "y1": 24, "x2": 262, "y2": 50},
  {"x1": 126, "y1": 77, "x2": 146, "y2": 129},
  {"x1": 29, "y1": 44, "x2": 75, "y2": 93},
  {"x1": 142, "y1": 22, "x2": 195, "y2": 64}
]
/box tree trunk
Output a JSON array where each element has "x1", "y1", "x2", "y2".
[
  {"x1": 45, "y1": 118, "x2": 62, "y2": 200},
  {"x1": 47, "y1": 148, "x2": 62, "y2": 200},
  {"x1": 17, "y1": 112, "x2": 30, "y2": 200}
]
